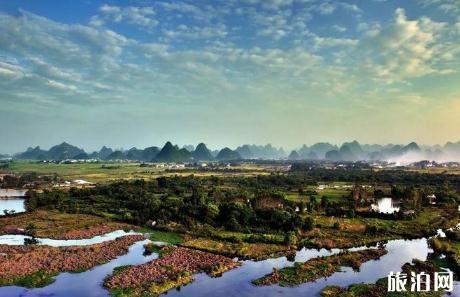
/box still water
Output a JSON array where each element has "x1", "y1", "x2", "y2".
[
  {"x1": 0, "y1": 237, "x2": 446, "y2": 297},
  {"x1": 0, "y1": 189, "x2": 27, "y2": 198},
  {"x1": 0, "y1": 189, "x2": 27, "y2": 215},
  {"x1": 0, "y1": 239, "x2": 158, "y2": 297},
  {"x1": 0, "y1": 230, "x2": 139, "y2": 246},
  {"x1": 0, "y1": 199, "x2": 25, "y2": 215},
  {"x1": 371, "y1": 197, "x2": 400, "y2": 214}
]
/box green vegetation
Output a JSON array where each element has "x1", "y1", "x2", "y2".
[
  {"x1": 180, "y1": 236, "x2": 289, "y2": 260},
  {"x1": 320, "y1": 259, "x2": 444, "y2": 297},
  {"x1": 0, "y1": 270, "x2": 57, "y2": 288},
  {"x1": 429, "y1": 229, "x2": 460, "y2": 274},
  {"x1": 17, "y1": 168, "x2": 459, "y2": 253},
  {"x1": 253, "y1": 249, "x2": 387, "y2": 286},
  {"x1": 143, "y1": 229, "x2": 183, "y2": 245},
  {"x1": 105, "y1": 246, "x2": 239, "y2": 297},
  {"x1": 2, "y1": 164, "x2": 460, "y2": 296},
  {"x1": 4, "y1": 161, "x2": 160, "y2": 183},
  {"x1": 0, "y1": 210, "x2": 133, "y2": 239}
]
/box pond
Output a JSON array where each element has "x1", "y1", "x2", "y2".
[
  {"x1": 0, "y1": 189, "x2": 27, "y2": 216},
  {"x1": 371, "y1": 197, "x2": 400, "y2": 214},
  {"x1": 0, "y1": 199, "x2": 25, "y2": 216},
  {"x1": 0, "y1": 236, "x2": 455, "y2": 297}
]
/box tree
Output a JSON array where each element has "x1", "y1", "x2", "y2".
[
  {"x1": 284, "y1": 231, "x2": 298, "y2": 246},
  {"x1": 303, "y1": 216, "x2": 314, "y2": 231},
  {"x1": 24, "y1": 223, "x2": 38, "y2": 245}
]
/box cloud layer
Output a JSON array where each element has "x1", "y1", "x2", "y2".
[{"x1": 0, "y1": 0, "x2": 459, "y2": 152}]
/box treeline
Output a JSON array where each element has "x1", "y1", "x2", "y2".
[
  {"x1": 0, "y1": 173, "x2": 58, "y2": 188},
  {"x1": 290, "y1": 166, "x2": 460, "y2": 187}
]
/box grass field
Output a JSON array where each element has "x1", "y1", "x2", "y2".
[
  {"x1": 5, "y1": 161, "x2": 161, "y2": 183},
  {"x1": 285, "y1": 187, "x2": 350, "y2": 203},
  {"x1": 3, "y1": 161, "x2": 274, "y2": 183}
]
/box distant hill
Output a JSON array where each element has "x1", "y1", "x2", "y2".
[
  {"x1": 192, "y1": 143, "x2": 213, "y2": 161},
  {"x1": 235, "y1": 145, "x2": 254, "y2": 159},
  {"x1": 106, "y1": 150, "x2": 124, "y2": 160},
  {"x1": 155, "y1": 142, "x2": 192, "y2": 162},
  {"x1": 298, "y1": 145, "x2": 310, "y2": 158},
  {"x1": 9, "y1": 140, "x2": 460, "y2": 163},
  {"x1": 142, "y1": 146, "x2": 160, "y2": 161},
  {"x1": 125, "y1": 148, "x2": 144, "y2": 160},
  {"x1": 403, "y1": 142, "x2": 421, "y2": 153},
  {"x1": 325, "y1": 150, "x2": 341, "y2": 161},
  {"x1": 47, "y1": 142, "x2": 85, "y2": 160},
  {"x1": 288, "y1": 150, "x2": 300, "y2": 160},
  {"x1": 340, "y1": 141, "x2": 365, "y2": 160},
  {"x1": 216, "y1": 147, "x2": 241, "y2": 160},
  {"x1": 445, "y1": 141, "x2": 460, "y2": 152},
  {"x1": 98, "y1": 146, "x2": 113, "y2": 159},
  {"x1": 309, "y1": 142, "x2": 338, "y2": 159},
  {"x1": 16, "y1": 143, "x2": 85, "y2": 160},
  {"x1": 306, "y1": 151, "x2": 318, "y2": 160},
  {"x1": 235, "y1": 144, "x2": 285, "y2": 159},
  {"x1": 339, "y1": 145, "x2": 356, "y2": 161},
  {"x1": 16, "y1": 146, "x2": 49, "y2": 160}
]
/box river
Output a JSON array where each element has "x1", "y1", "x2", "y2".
[
  {"x1": 0, "y1": 230, "x2": 139, "y2": 246},
  {"x1": 1, "y1": 234, "x2": 458, "y2": 297}
]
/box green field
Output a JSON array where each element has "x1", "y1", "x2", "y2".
[
  {"x1": 2, "y1": 161, "x2": 274, "y2": 183},
  {"x1": 4, "y1": 161, "x2": 162, "y2": 183},
  {"x1": 285, "y1": 187, "x2": 351, "y2": 203}
]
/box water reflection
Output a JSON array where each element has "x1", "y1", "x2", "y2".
[
  {"x1": 0, "y1": 239, "x2": 158, "y2": 297},
  {"x1": 0, "y1": 189, "x2": 27, "y2": 198},
  {"x1": 0, "y1": 189, "x2": 27, "y2": 216},
  {"x1": 0, "y1": 199, "x2": 25, "y2": 216},
  {"x1": 0, "y1": 230, "x2": 139, "y2": 246},
  {"x1": 0, "y1": 238, "x2": 441, "y2": 297},
  {"x1": 371, "y1": 197, "x2": 400, "y2": 214},
  {"x1": 165, "y1": 238, "x2": 430, "y2": 297}
]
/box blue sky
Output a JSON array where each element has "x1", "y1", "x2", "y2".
[{"x1": 0, "y1": 0, "x2": 459, "y2": 153}]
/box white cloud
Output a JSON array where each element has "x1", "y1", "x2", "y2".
[
  {"x1": 358, "y1": 8, "x2": 453, "y2": 82},
  {"x1": 162, "y1": 24, "x2": 227, "y2": 39},
  {"x1": 332, "y1": 25, "x2": 347, "y2": 32},
  {"x1": 340, "y1": 2, "x2": 362, "y2": 13},
  {"x1": 419, "y1": 0, "x2": 460, "y2": 15},
  {"x1": 96, "y1": 4, "x2": 157, "y2": 27},
  {"x1": 0, "y1": 61, "x2": 24, "y2": 79},
  {"x1": 315, "y1": 2, "x2": 337, "y2": 15},
  {"x1": 357, "y1": 22, "x2": 381, "y2": 37},
  {"x1": 313, "y1": 36, "x2": 358, "y2": 48},
  {"x1": 46, "y1": 80, "x2": 78, "y2": 92},
  {"x1": 156, "y1": 1, "x2": 213, "y2": 22}
]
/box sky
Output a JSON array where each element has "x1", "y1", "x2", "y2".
[{"x1": 0, "y1": 0, "x2": 460, "y2": 153}]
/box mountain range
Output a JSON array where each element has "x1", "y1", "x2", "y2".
[
  {"x1": 12, "y1": 142, "x2": 240, "y2": 162},
  {"x1": 7, "y1": 140, "x2": 460, "y2": 164}
]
